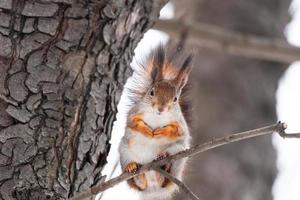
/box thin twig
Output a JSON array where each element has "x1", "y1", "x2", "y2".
[
  {"x1": 154, "y1": 167, "x2": 200, "y2": 200},
  {"x1": 68, "y1": 121, "x2": 299, "y2": 200},
  {"x1": 279, "y1": 131, "x2": 300, "y2": 138},
  {"x1": 153, "y1": 19, "x2": 300, "y2": 63}
]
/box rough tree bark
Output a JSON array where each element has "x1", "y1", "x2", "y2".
[{"x1": 0, "y1": 0, "x2": 160, "y2": 199}]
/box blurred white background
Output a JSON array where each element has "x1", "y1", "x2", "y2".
[{"x1": 273, "y1": 1, "x2": 300, "y2": 200}]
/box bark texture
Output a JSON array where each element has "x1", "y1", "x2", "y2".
[{"x1": 0, "y1": 0, "x2": 159, "y2": 199}]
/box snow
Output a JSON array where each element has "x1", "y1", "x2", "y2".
[
  {"x1": 273, "y1": 62, "x2": 300, "y2": 200},
  {"x1": 272, "y1": 0, "x2": 300, "y2": 199}
]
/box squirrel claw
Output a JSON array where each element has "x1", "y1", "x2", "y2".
[
  {"x1": 153, "y1": 128, "x2": 163, "y2": 136},
  {"x1": 125, "y1": 162, "x2": 140, "y2": 173},
  {"x1": 156, "y1": 152, "x2": 169, "y2": 161}
]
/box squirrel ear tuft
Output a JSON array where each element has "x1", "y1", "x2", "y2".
[
  {"x1": 175, "y1": 54, "x2": 193, "y2": 91},
  {"x1": 181, "y1": 54, "x2": 193, "y2": 72},
  {"x1": 151, "y1": 45, "x2": 165, "y2": 81}
]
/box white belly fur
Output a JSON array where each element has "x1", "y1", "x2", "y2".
[
  {"x1": 128, "y1": 130, "x2": 170, "y2": 164},
  {"x1": 128, "y1": 111, "x2": 182, "y2": 190},
  {"x1": 130, "y1": 111, "x2": 180, "y2": 161}
]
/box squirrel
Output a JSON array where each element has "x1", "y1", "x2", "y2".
[{"x1": 119, "y1": 45, "x2": 193, "y2": 200}]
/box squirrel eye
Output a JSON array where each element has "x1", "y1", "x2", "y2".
[
  {"x1": 150, "y1": 89, "x2": 154, "y2": 96},
  {"x1": 173, "y1": 97, "x2": 178, "y2": 102}
]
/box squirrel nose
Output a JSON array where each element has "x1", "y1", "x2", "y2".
[{"x1": 158, "y1": 107, "x2": 164, "y2": 113}]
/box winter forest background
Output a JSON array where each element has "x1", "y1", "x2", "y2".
[{"x1": 0, "y1": 0, "x2": 299, "y2": 200}]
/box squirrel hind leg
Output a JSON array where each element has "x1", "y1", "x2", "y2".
[
  {"x1": 159, "y1": 163, "x2": 173, "y2": 188},
  {"x1": 154, "y1": 152, "x2": 173, "y2": 188},
  {"x1": 127, "y1": 173, "x2": 148, "y2": 191}
]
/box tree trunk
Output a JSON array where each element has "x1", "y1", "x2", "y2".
[{"x1": 0, "y1": 0, "x2": 160, "y2": 199}]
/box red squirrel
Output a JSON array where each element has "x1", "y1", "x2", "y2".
[{"x1": 119, "y1": 45, "x2": 193, "y2": 200}]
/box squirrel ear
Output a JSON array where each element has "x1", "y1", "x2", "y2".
[
  {"x1": 151, "y1": 45, "x2": 165, "y2": 81},
  {"x1": 175, "y1": 54, "x2": 193, "y2": 91}
]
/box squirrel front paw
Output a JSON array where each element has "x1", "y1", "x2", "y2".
[
  {"x1": 125, "y1": 162, "x2": 140, "y2": 173},
  {"x1": 155, "y1": 152, "x2": 172, "y2": 172},
  {"x1": 128, "y1": 114, "x2": 154, "y2": 138},
  {"x1": 153, "y1": 122, "x2": 182, "y2": 139}
]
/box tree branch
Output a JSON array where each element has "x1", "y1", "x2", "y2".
[
  {"x1": 278, "y1": 131, "x2": 300, "y2": 138},
  {"x1": 154, "y1": 167, "x2": 200, "y2": 200},
  {"x1": 153, "y1": 19, "x2": 300, "y2": 63},
  {"x1": 68, "y1": 122, "x2": 299, "y2": 200}
]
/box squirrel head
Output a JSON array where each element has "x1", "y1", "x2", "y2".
[{"x1": 142, "y1": 45, "x2": 193, "y2": 115}]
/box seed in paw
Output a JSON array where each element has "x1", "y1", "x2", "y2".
[{"x1": 125, "y1": 162, "x2": 139, "y2": 173}]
